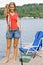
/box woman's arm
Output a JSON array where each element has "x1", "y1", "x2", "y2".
[
  {"x1": 4, "y1": 4, "x2": 10, "y2": 32},
  {"x1": 4, "y1": 4, "x2": 9, "y2": 17},
  {"x1": 4, "y1": 8, "x2": 8, "y2": 17},
  {"x1": 17, "y1": 17, "x2": 21, "y2": 32},
  {"x1": 4, "y1": 7, "x2": 10, "y2": 32}
]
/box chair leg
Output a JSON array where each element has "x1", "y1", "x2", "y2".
[
  {"x1": 33, "y1": 53, "x2": 36, "y2": 58},
  {"x1": 21, "y1": 61, "x2": 23, "y2": 65},
  {"x1": 20, "y1": 58, "x2": 23, "y2": 65}
]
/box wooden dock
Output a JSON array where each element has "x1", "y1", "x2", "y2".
[{"x1": 0, "y1": 48, "x2": 43, "y2": 65}]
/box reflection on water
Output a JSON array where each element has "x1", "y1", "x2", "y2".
[{"x1": 0, "y1": 18, "x2": 43, "y2": 59}]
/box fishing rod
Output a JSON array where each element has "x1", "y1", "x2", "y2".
[{"x1": 20, "y1": 21, "x2": 23, "y2": 65}]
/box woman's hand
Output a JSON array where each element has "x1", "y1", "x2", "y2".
[
  {"x1": 19, "y1": 28, "x2": 22, "y2": 32},
  {"x1": 7, "y1": 25, "x2": 10, "y2": 32}
]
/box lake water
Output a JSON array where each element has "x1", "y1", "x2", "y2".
[{"x1": 0, "y1": 18, "x2": 43, "y2": 59}]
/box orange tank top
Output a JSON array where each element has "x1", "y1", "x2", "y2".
[{"x1": 6, "y1": 12, "x2": 19, "y2": 30}]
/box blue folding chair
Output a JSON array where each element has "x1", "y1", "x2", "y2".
[{"x1": 19, "y1": 31, "x2": 43, "y2": 65}]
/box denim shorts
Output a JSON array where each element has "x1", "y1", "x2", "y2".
[{"x1": 6, "y1": 29, "x2": 21, "y2": 39}]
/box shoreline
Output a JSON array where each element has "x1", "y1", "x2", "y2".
[{"x1": 0, "y1": 17, "x2": 43, "y2": 20}]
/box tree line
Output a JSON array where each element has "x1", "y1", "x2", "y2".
[{"x1": 0, "y1": 4, "x2": 43, "y2": 19}]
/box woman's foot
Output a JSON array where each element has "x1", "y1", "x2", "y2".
[
  {"x1": 3, "y1": 58, "x2": 9, "y2": 64},
  {"x1": 13, "y1": 59, "x2": 16, "y2": 64}
]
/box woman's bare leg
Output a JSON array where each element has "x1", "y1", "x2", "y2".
[
  {"x1": 13, "y1": 38, "x2": 19, "y2": 63},
  {"x1": 3, "y1": 38, "x2": 12, "y2": 63}
]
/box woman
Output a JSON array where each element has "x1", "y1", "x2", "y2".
[{"x1": 4, "y1": 2, "x2": 21, "y2": 63}]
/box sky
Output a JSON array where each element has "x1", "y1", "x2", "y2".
[{"x1": 0, "y1": 0, "x2": 43, "y2": 7}]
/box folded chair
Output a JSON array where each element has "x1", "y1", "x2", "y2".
[{"x1": 19, "y1": 31, "x2": 43, "y2": 65}]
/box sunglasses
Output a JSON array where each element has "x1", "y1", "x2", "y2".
[{"x1": 10, "y1": 6, "x2": 15, "y2": 8}]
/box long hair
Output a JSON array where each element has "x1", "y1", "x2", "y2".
[{"x1": 9, "y1": 2, "x2": 16, "y2": 11}]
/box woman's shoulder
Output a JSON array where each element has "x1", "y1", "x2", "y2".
[{"x1": 15, "y1": 12, "x2": 18, "y2": 16}]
